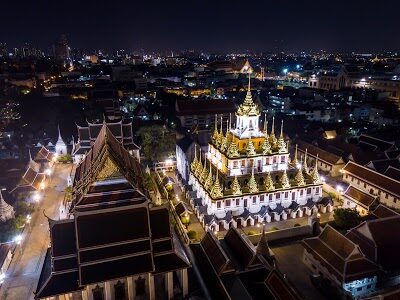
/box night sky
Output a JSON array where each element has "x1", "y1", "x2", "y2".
[{"x1": 2, "y1": 0, "x2": 400, "y2": 52}]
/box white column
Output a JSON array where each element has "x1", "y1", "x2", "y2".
[
  {"x1": 127, "y1": 276, "x2": 135, "y2": 300},
  {"x1": 104, "y1": 281, "x2": 112, "y2": 300},
  {"x1": 86, "y1": 285, "x2": 93, "y2": 300},
  {"x1": 165, "y1": 272, "x2": 173, "y2": 300},
  {"x1": 180, "y1": 269, "x2": 188, "y2": 297},
  {"x1": 147, "y1": 273, "x2": 155, "y2": 300},
  {"x1": 81, "y1": 289, "x2": 89, "y2": 300}
]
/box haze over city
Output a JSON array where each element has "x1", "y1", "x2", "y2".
[{"x1": 0, "y1": 1, "x2": 400, "y2": 300}]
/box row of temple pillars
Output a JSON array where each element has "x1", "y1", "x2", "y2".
[{"x1": 48, "y1": 270, "x2": 188, "y2": 300}]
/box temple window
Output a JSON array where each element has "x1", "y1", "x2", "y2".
[
  {"x1": 217, "y1": 201, "x2": 221, "y2": 208},
  {"x1": 269, "y1": 194, "x2": 273, "y2": 201},
  {"x1": 114, "y1": 281, "x2": 126, "y2": 300},
  {"x1": 260, "y1": 195, "x2": 264, "y2": 202},
  {"x1": 252, "y1": 196, "x2": 256, "y2": 204},
  {"x1": 284, "y1": 192, "x2": 288, "y2": 198},
  {"x1": 307, "y1": 188, "x2": 311, "y2": 194},
  {"x1": 236, "y1": 199, "x2": 240, "y2": 206},
  {"x1": 92, "y1": 285, "x2": 104, "y2": 300},
  {"x1": 226, "y1": 199, "x2": 231, "y2": 207},
  {"x1": 135, "y1": 277, "x2": 146, "y2": 296}
]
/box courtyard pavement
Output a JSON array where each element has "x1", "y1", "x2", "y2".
[{"x1": 0, "y1": 163, "x2": 73, "y2": 300}]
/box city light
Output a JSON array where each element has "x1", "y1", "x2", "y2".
[
  {"x1": 0, "y1": 272, "x2": 5, "y2": 284},
  {"x1": 165, "y1": 158, "x2": 173, "y2": 166},
  {"x1": 14, "y1": 234, "x2": 23, "y2": 245},
  {"x1": 26, "y1": 214, "x2": 32, "y2": 224},
  {"x1": 33, "y1": 192, "x2": 41, "y2": 202},
  {"x1": 336, "y1": 185, "x2": 344, "y2": 193},
  {"x1": 45, "y1": 168, "x2": 52, "y2": 176},
  {"x1": 320, "y1": 175, "x2": 326, "y2": 183}
]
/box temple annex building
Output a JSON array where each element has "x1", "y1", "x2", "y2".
[{"x1": 35, "y1": 124, "x2": 190, "y2": 300}]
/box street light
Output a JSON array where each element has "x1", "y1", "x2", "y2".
[
  {"x1": 13, "y1": 234, "x2": 23, "y2": 245},
  {"x1": 33, "y1": 192, "x2": 41, "y2": 203}
]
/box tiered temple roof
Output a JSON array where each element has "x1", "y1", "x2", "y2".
[
  {"x1": 35, "y1": 123, "x2": 189, "y2": 299},
  {"x1": 73, "y1": 119, "x2": 139, "y2": 156},
  {"x1": 0, "y1": 191, "x2": 14, "y2": 222}
]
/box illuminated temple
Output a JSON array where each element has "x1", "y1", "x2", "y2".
[{"x1": 189, "y1": 76, "x2": 331, "y2": 232}]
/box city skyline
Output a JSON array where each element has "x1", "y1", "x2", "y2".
[{"x1": 2, "y1": 0, "x2": 400, "y2": 52}]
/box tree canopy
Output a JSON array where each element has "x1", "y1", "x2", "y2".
[
  {"x1": 137, "y1": 125, "x2": 175, "y2": 163},
  {"x1": 333, "y1": 208, "x2": 362, "y2": 230}
]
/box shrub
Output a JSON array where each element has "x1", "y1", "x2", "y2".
[
  {"x1": 187, "y1": 230, "x2": 197, "y2": 240},
  {"x1": 293, "y1": 223, "x2": 301, "y2": 227}
]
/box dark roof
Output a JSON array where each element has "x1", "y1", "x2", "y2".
[
  {"x1": 223, "y1": 228, "x2": 259, "y2": 270},
  {"x1": 359, "y1": 134, "x2": 394, "y2": 152},
  {"x1": 35, "y1": 249, "x2": 82, "y2": 299},
  {"x1": 297, "y1": 140, "x2": 343, "y2": 165},
  {"x1": 34, "y1": 146, "x2": 54, "y2": 162},
  {"x1": 174, "y1": 201, "x2": 192, "y2": 216},
  {"x1": 384, "y1": 166, "x2": 400, "y2": 181},
  {"x1": 367, "y1": 158, "x2": 400, "y2": 174},
  {"x1": 50, "y1": 220, "x2": 76, "y2": 257},
  {"x1": 343, "y1": 161, "x2": 400, "y2": 197},
  {"x1": 344, "y1": 186, "x2": 377, "y2": 208},
  {"x1": 264, "y1": 270, "x2": 300, "y2": 300},
  {"x1": 372, "y1": 204, "x2": 399, "y2": 219},
  {"x1": 176, "y1": 99, "x2": 236, "y2": 116},
  {"x1": 149, "y1": 207, "x2": 171, "y2": 240},
  {"x1": 347, "y1": 216, "x2": 400, "y2": 271},
  {"x1": 73, "y1": 124, "x2": 143, "y2": 198},
  {"x1": 302, "y1": 225, "x2": 381, "y2": 283},
  {"x1": 385, "y1": 149, "x2": 400, "y2": 159},
  {"x1": 176, "y1": 135, "x2": 194, "y2": 153},
  {"x1": 200, "y1": 231, "x2": 232, "y2": 275},
  {"x1": 76, "y1": 207, "x2": 150, "y2": 249},
  {"x1": 80, "y1": 253, "x2": 154, "y2": 285}
]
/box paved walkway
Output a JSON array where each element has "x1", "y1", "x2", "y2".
[{"x1": 0, "y1": 163, "x2": 72, "y2": 300}]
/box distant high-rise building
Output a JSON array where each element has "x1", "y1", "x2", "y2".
[
  {"x1": 0, "y1": 43, "x2": 7, "y2": 57},
  {"x1": 54, "y1": 34, "x2": 70, "y2": 61}
]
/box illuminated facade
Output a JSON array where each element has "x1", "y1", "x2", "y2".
[{"x1": 188, "y1": 76, "x2": 327, "y2": 232}]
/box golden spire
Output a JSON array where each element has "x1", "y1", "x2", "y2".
[
  {"x1": 280, "y1": 169, "x2": 291, "y2": 189},
  {"x1": 276, "y1": 120, "x2": 287, "y2": 153},
  {"x1": 227, "y1": 140, "x2": 240, "y2": 158},
  {"x1": 248, "y1": 169, "x2": 259, "y2": 193},
  {"x1": 269, "y1": 116, "x2": 277, "y2": 146},
  {"x1": 246, "y1": 138, "x2": 257, "y2": 156},
  {"x1": 191, "y1": 144, "x2": 198, "y2": 172},
  {"x1": 195, "y1": 149, "x2": 203, "y2": 177},
  {"x1": 204, "y1": 162, "x2": 213, "y2": 190},
  {"x1": 303, "y1": 148, "x2": 309, "y2": 173},
  {"x1": 231, "y1": 176, "x2": 242, "y2": 195},
  {"x1": 310, "y1": 154, "x2": 321, "y2": 184},
  {"x1": 291, "y1": 144, "x2": 299, "y2": 167},
  {"x1": 236, "y1": 74, "x2": 260, "y2": 116},
  {"x1": 262, "y1": 133, "x2": 272, "y2": 155},
  {"x1": 200, "y1": 157, "x2": 208, "y2": 183},
  {"x1": 265, "y1": 171, "x2": 275, "y2": 191},
  {"x1": 263, "y1": 114, "x2": 268, "y2": 135},
  {"x1": 212, "y1": 114, "x2": 219, "y2": 142},
  {"x1": 221, "y1": 119, "x2": 229, "y2": 152},
  {"x1": 295, "y1": 167, "x2": 306, "y2": 186},
  {"x1": 210, "y1": 169, "x2": 223, "y2": 199},
  {"x1": 217, "y1": 116, "x2": 224, "y2": 148}
]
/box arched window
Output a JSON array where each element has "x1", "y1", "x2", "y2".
[{"x1": 92, "y1": 285, "x2": 104, "y2": 300}]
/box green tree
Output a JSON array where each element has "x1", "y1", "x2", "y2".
[
  {"x1": 333, "y1": 208, "x2": 361, "y2": 229},
  {"x1": 58, "y1": 154, "x2": 72, "y2": 163},
  {"x1": 14, "y1": 201, "x2": 34, "y2": 216},
  {"x1": 137, "y1": 125, "x2": 175, "y2": 163}
]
